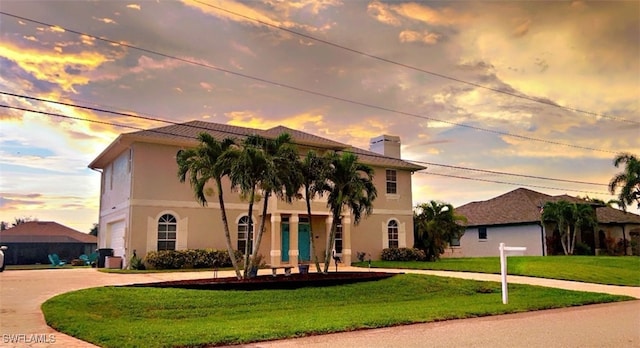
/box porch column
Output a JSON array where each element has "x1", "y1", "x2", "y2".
[
  {"x1": 270, "y1": 213, "x2": 281, "y2": 266},
  {"x1": 342, "y1": 216, "x2": 352, "y2": 266},
  {"x1": 325, "y1": 215, "x2": 333, "y2": 259},
  {"x1": 290, "y1": 214, "x2": 299, "y2": 266}
]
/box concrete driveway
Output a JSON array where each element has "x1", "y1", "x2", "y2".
[{"x1": 0, "y1": 267, "x2": 638, "y2": 348}]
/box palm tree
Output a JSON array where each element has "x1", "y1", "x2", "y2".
[
  {"x1": 414, "y1": 201, "x2": 467, "y2": 261},
  {"x1": 323, "y1": 151, "x2": 377, "y2": 273},
  {"x1": 609, "y1": 153, "x2": 640, "y2": 211},
  {"x1": 298, "y1": 150, "x2": 330, "y2": 273},
  {"x1": 177, "y1": 133, "x2": 242, "y2": 279},
  {"x1": 227, "y1": 133, "x2": 299, "y2": 277},
  {"x1": 542, "y1": 201, "x2": 597, "y2": 255}
]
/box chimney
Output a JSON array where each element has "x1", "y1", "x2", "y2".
[{"x1": 370, "y1": 135, "x2": 401, "y2": 159}]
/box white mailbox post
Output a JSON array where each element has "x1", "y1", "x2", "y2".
[{"x1": 499, "y1": 242, "x2": 526, "y2": 304}]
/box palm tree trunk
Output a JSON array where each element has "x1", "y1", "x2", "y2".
[
  {"x1": 323, "y1": 213, "x2": 339, "y2": 273},
  {"x1": 243, "y1": 187, "x2": 256, "y2": 278},
  {"x1": 250, "y1": 191, "x2": 271, "y2": 271},
  {"x1": 570, "y1": 226, "x2": 578, "y2": 255},
  {"x1": 217, "y1": 181, "x2": 242, "y2": 280},
  {"x1": 305, "y1": 190, "x2": 321, "y2": 273}
]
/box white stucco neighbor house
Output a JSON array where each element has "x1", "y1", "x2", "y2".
[
  {"x1": 448, "y1": 188, "x2": 640, "y2": 257},
  {"x1": 89, "y1": 121, "x2": 424, "y2": 268}
]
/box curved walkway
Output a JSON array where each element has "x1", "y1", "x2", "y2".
[{"x1": 0, "y1": 267, "x2": 638, "y2": 347}]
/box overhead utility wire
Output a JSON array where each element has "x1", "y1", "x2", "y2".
[
  {"x1": 0, "y1": 102, "x2": 612, "y2": 196},
  {"x1": 418, "y1": 172, "x2": 610, "y2": 196},
  {"x1": 0, "y1": 12, "x2": 617, "y2": 154},
  {"x1": 0, "y1": 93, "x2": 608, "y2": 188},
  {"x1": 190, "y1": 0, "x2": 638, "y2": 126}
]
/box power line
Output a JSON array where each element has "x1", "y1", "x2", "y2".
[
  {"x1": 417, "y1": 172, "x2": 612, "y2": 196},
  {"x1": 0, "y1": 99, "x2": 612, "y2": 194},
  {"x1": 0, "y1": 12, "x2": 619, "y2": 154},
  {"x1": 190, "y1": 0, "x2": 638, "y2": 126}
]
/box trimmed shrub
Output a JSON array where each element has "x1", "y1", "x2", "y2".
[
  {"x1": 381, "y1": 247, "x2": 426, "y2": 261},
  {"x1": 144, "y1": 249, "x2": 243, "y2": 270}
]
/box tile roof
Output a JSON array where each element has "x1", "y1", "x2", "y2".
[
  {"x1": 0, "y1": 221, "x2": 97, "y2": 244},
  {"x1": 456, "y1": 188, "x2": 640, "y2": 226},
  {"x1": 90, "y1": 120, "x2": 425, "y2": 171}
]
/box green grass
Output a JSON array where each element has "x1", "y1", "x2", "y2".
[
  {"x1": 42, "y1": 274, "x2": 631, "y2": 348},
  {"x1": 359, "y1": 256, "x2": 640, "y2": 286}
]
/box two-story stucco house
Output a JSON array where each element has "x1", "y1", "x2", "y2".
[{"x1": 89, "y1": 121, "x2": 424, "y2": 268}]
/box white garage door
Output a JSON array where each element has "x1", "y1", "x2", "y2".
[{"x1": 109, "y1": 221, "x2": 125, "y2": 258}]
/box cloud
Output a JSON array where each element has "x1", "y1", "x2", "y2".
[
  {"x1": 0, "y1": 42, "x2": 109, "y2": 93},
  {"x1": 399, "y1": 30, "x2": 440, "y2": 45},
  {"x1": 367, "y1": 1, "x2": 401, "y2": 26},
  {"x1": 126, "y1": 4, "x2": 141, "y2": 11}
]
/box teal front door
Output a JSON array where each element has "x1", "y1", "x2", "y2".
[
  {"x1": 281, "y1": 223, "x2": 290, "y2": 262},
  {"x1": 298, "y1": 223, "x2": 311, "y2": 261}
]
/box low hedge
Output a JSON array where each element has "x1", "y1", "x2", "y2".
[
  {"x1": 144, "y1": 249, "x2": 243, "y2": 270},
  {"x1": 381, "y1": 247, "x2": 426, "y2": 261}
]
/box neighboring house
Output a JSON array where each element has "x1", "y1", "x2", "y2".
[
  {"x1": 450, "y1": 188, "x2": 640, "y2": 257},
  {"x1": 0, "y1": 221, "x2": 97, "y2": 265},
  {"x1": 89, "y1": 121, "x2": 424, "y2": 267}
]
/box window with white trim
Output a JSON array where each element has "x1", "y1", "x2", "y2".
[
  {"x1": 388, "y1": 220, "x2": 399, "y2": 248},
  {"x1": 386, "y1": 169, "x2": 397, "y2": 194},
  {"x1": 237, "y1": 216, "x2": 253, "y2": 253},
  {"x1": 157, "y1": 214, "x2": 177, "y2": 250}
]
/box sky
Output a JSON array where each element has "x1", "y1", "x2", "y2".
[{"x1": 0, "y1": 0, "x2": 638, "y2": 233}]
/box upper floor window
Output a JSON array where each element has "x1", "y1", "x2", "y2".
[
  {"x1": 237, "y1": 216, "x2": 253, "y2": 253},
  {"x1": 388, "y1": 220, "x2": 399, "y2": 248},
  {"x1": 478, "y1": 227, "x2": 487, "y2": 240},
  {"x1": 386, "y1": 169, "x2": 397, "y2": 194},
  {"x1": 157, "y1": 214, "x2": 177, "y2": 250}
]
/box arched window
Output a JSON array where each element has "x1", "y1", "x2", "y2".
[
  {"x1": 157, "y1": 214, "x2": 177, "y2": 250},
  {"x1": 237, "y1": 216, "x2": 253, "y2": 253},
  {"x1": 388, "y1": 220, "x2": 399, "y2": 248}
]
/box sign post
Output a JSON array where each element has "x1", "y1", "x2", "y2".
[{"x1": 499, "y1": 242, "x2": 526, "y2": 304}]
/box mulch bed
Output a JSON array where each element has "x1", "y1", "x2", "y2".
[{"x1": 124, "y1": 271, "x2": 397, "y2": 291}]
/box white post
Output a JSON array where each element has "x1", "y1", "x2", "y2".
[
  {"x1": 500, "y1": 243, "x2": 508, "y2": 304},
  {"x1": 499, "y1": 243, "x2": 527, "y2": 305}
]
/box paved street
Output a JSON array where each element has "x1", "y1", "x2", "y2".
[{"x1": 0, "y1": 267, "x2": 638, "y2": 348}]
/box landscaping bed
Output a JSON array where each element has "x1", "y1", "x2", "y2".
[{"x1": 126, "y1": 271, "x2": 396, "y2": 290}]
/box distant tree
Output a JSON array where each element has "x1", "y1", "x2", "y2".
[
  {"x1": 89, "y1": 223, "x2": 98, "y2": 236},
  {"x1": 12, "y1": 216, "x2": 36, "y2": 227},
  {"x1": 542, "y1": 200, "x2": 597, "y2": 255},
  {"x1": 414, "y1": 201, "x2": 467, "y2": 261},
  {"x1": 323, "y1": 151, "x2": 377, "y2": 273},
  {"x1": 0, "y1": 221, "x2": 7, "y2": 231},
  {"x1": 608, "y1": 153, "x2": 640, "y2": 211}
]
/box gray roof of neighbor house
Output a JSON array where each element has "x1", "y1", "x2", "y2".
[
  {"x1": 89, "y1": 120, "x2": 425, "y2": 171},
  {"x1": 0, "y1": 221, "x2": 97, "y2": 244},
  {"x1": 456, "y1": 188, "x2": 640, "y2": 227}
]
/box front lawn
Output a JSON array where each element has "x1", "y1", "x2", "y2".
[
  {"x1": 42, "y1": 274, "x2": 631, "y2": 348},
  {"x1": 360, "y1": 256, "x2": 640, "y2": 286}
]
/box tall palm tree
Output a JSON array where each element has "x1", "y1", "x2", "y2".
[
  {"x1": 323, "y1": 151, "x2": 377, "y2": 273},
  {"x1": 609, "y1": 153, "x2": 640, "y2": 211},
  {"x1": 227, "y1": 133, "x2": 298, "y2": 277},
  {"x1": 414, "y1": 200, "x2": 466, "y2": 261},
  {"x1": 298, "y1": 150, "x2": 330, "y2": 273},
  {"x1": 176, "y1": 133, "x2": 242, "y2": 279}
]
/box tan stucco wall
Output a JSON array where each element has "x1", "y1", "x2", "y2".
[{"x1": 98, "y1": 141, "x2": 418, "y2": 266}]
